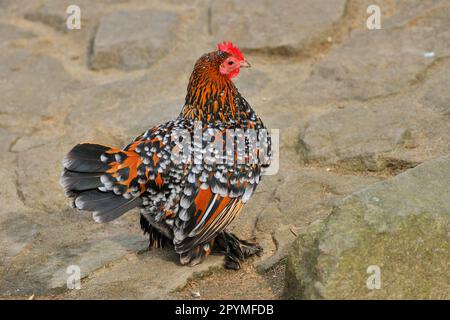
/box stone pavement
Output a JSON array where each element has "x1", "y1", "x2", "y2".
[{"x1": 0, "y1": 0, "x2": 448, "y2": 299}]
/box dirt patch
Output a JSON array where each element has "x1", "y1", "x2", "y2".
[{"x1": 175, "y1": 259, "x2": 285, "y2": 300}]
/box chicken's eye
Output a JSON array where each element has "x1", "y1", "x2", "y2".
[{"x1": 228, "y1": 61, "x2": 234, "y2": 65}]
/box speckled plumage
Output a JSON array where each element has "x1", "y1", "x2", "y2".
[{"x1": 61, "y1": 44, "x2": 271, "y2": 268}]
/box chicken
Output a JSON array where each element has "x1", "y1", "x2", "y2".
[{"x1": 60, "y1": 42, "x2": 271, "y2": 269}]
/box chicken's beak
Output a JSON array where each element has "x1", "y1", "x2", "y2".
[{"x1": 240, "y1": 60, "x2": 251, "y2": 68}]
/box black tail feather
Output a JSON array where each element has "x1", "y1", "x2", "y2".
[
  {"x1": 60, "y1": 170, "x2": 103, "y2": 194},
  {"x1": 61, "y1": 143, "x2": 141, "y2": 223},
  {"x1": 62, "y1": 143, "x2": 110, "y2": 173}
]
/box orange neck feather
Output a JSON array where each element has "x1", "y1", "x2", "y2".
[{"x1": 181, "y1": 52, "x2": 239, "y2": 123}]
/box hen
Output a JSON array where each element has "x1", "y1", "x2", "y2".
[{"x1": 61, "y1": 42, "x2": 271, "y2": 269}]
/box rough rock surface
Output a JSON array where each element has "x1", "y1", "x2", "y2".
[
  {"x1": 210, "y1": 0, "x2": 347, "y2": 54},
  {"x1": 0, "y1": 0, "x2": 449, "y2": 299},
  {"x1": 89, "y1": 10, "x2": 178, "y2": 70},
  {"x1": 298, "y1": 94, "x2": 450, "y2": 172},
  {"x1": 0, "y1": 23, "x2": 34, "y2": 46},
  {"x1": 285, "y1": 156, "x2": 450, "y2": 299},
  {"x1": 297, "y1": 0, "x2": 450, "y2": 105}
]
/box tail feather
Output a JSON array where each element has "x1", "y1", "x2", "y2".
[
  {"x1": 60, "y1": 170, "x2": 103, "y2": 193},
  {"x1": 73, "y1": 190, "x2": 142, "y2": 223},
  {"x1": 62, "y1": 143, "x2": 110, "y2": 172},
  {"x1": 61, "y1": 143, "x2": 142, "y2": 222}
]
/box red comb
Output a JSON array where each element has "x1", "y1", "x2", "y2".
[{"x1": 217, "y1": 41, "x2": 244, "y2": 61}]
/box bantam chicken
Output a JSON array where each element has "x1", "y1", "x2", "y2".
[{"x1": 60, "y1": 42, "x2": 271, "y2": 269}]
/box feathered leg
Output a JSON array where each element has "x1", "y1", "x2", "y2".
[
  {"x1": 179, "y1": 241, "x2": 213, "y2": 266},
  {"x1": 213, "y1": 231, "x2": 263, "y2": 270},
  {"x1": 140, "y1": 214, "x2": 171, "y2": 249}
]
